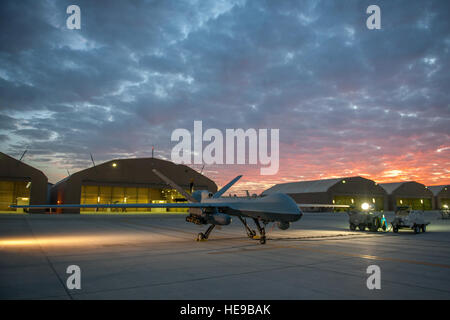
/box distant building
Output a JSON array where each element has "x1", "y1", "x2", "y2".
[
  {"x1": 50, "y1": 157, "x2": 217, "y2": 213},
  {"x1": 0, "y1": 152, "x2": 48, "y2": 213},
  {"x1": 379, "y1": 181, "x2": 433, "y2": 211},
  {"x1": 262, "y1": 176, "x2": 387, "y2": 211},
  {"x1": 427, "y1": 185, "x2": 450, "y2": 209}
]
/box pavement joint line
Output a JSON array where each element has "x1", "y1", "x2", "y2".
[
  {"x1": 23, "y1": 215, "x2": 74, "y2": 300},
  {"x1": 275, "y1": 244, "x2": 450, "y2": 269},
  {"x1": 207, "y1": 242, "x2": 450, "y2": 269},
  {"x1": 66, "y1": 262, "x2": 335, "y2": 297},
  {"x1": 68, "y1": 253, "x2": 450, "y2": 298},
  {"x1": 120, "y1": 220, "x2": 252, "y2": 240},
  {"x1": 114, "y1": 221, "x2": 201, "y2": 241},
  {"x1": 206, "y1": 244, "x2": 450, "y2": 294},
  {"x1": 295, "y1": 258, "x2": 450, "y2": 295}
]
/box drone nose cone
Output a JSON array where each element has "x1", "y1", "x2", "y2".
[{"x1": 271, "y1": 193, "x2": 303, "y2": 221}]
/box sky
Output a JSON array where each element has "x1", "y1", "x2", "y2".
[{"x1": 0, "y1": 0, "x2": 449, "y2": 194}]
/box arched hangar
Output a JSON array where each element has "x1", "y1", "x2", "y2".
[
  {"x1": 50, "y1": 158, "x2": 217, "y2": 213},
  {"x1": 262, "y1": 176, "x2": 387, "y2": 211},
  {"x1": 0, "y1": 152, "x2": 48, "y2": 213},
  {"x1": 379, "y1": 181, "x2": 433, "y2": 211},
  {"x1": 427, "y1": 185, "x2": 450, "y2": 210}
]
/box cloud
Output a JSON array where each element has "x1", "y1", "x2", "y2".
[{"x1": 0, "y1": 0, "x2": 449, "y2": 189}]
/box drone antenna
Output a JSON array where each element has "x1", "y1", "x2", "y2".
[
  {"x1": 90, "y1": 153, "x2": 96, "y2": 167},
  {"x1": 19, "y1": 149, "x2": 28, "y2": 161}
]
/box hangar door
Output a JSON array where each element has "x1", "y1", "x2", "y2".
[
  {"x1": 440, "y1": 198, "x2": 450, "y2": 208},
  {"x1": 0, "y1": 180, "x2": 30, "y2": 212},
  {"x1": 333, "y1": 195, "x2": 384, "y2": 211},
  {"x1": 396, "y1": 198, "x2": 432, "y2": 210},
  {"x1": 80, "y1": 185, "x2": 188, "y2": 213}
]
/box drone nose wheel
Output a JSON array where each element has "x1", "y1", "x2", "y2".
[
  {"x1": 197, "y1": 233, "x2": 206, "y2": 241},
  {"x1": 196, "y1": 224, "x2": 216, "y2": 241}
]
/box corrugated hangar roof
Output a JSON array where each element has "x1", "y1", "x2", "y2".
[
  {"x1": 378, "y1": 182, "x2": 405, "y2": 195},
  {"x1": 427, "y1": 185, "x2": 449, "y2": 196},
  {"x1": 263, "y1": 177, "x2": 346, "y2": 194}
]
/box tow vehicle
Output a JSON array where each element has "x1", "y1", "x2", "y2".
[{"x1": 348, "y1": 203, "x2": 387, "y2": 232}]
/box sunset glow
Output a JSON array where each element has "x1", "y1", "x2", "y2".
[{"x1": 0, "y1": 1, "x2": 448, "y2": 196}]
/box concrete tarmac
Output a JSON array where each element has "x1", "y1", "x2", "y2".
[{"x1": 1, "y1": 212, "x2": 449, "y2": 299}]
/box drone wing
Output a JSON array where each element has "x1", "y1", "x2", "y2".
[
  {"x1": 297, "y1": 204, "x2": 351, "y2": 208},
  {"x1": 10, "y1": 202, "x2": 228, "y2": 210}
]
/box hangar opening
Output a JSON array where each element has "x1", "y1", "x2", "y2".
[
  {"x1": 379, "y1": 181, "x2": 433, "y2": 211},
  {"x1": 428, "y1": 185, "x2": 450, "y2": 210},
  {"x1": 50, "y1": 158, "x2": 217, "y2": 213},
  {"x1": 262, "y1": 176, "x2": 387, "y2": 211},
  {"x1": 0, "y1": 152, "x2": 48, "y2": 213},
  {"x1": 80, "y1": 184, "x2": 187, "y2": 213}
]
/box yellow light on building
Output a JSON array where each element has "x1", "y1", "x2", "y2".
[
  {"x1": 400, "y1": 200, "x2": 403, "y2": 204},
  {"x1": 342, "y1": 180, "x2": 346, "y2": 184},
  {"x1": 420, "y1": 199, "x2": 424, "y2": 204},
  {"x1": 351, "y1": 198, "x2": 354, "y2": 204},
  {"x1": 97, "y1": 196, "x2": 101, "y2": 203},
  {"x1": 372, "y1": 198, "x2": 376, "y2": 203},
  {"x1": 112, "y1": 163, "x2": 117, "y2": 167}
]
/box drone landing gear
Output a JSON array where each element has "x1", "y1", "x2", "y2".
[
  {"x1": 238, "y1": 216, "x2": 257, "y2": 239},
  {"x1": 197, "y1": 224, "x2": 215, "y2": 241},
  {"x1": 252, "y1": 218, "x2": 266, "y2": 245}
]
